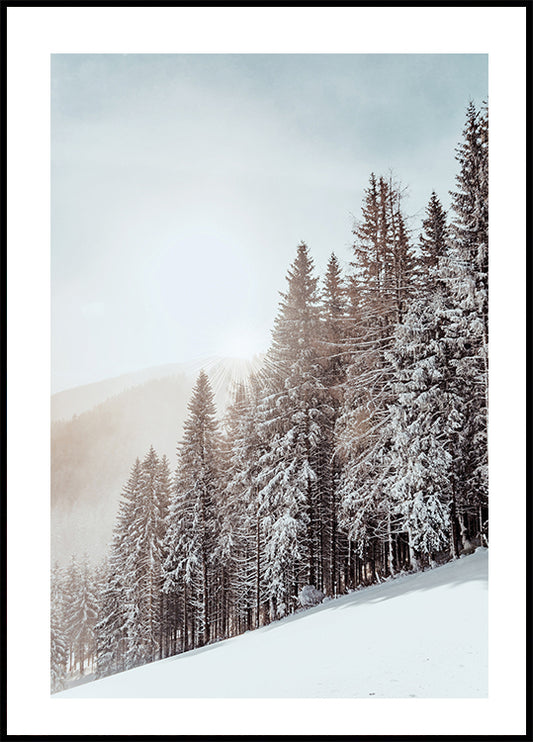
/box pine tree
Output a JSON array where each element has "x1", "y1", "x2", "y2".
[
  {"x1": 64, "y1": 554, "x2": 99, "y2": 676},
  {"x1": 62, "y1": 555, "x2": 79, "y2": 674},
  {"x1": 96, "y1": 449, "x2": 171, "y2": 676},
  {"x1": 383, "y1": 191, "x2": 458, "y2": 567},
  {"x1": 338, "y1": 174, "x2": 416, "y2": 582},
  {"x1": 257, "y1": 243, "x2": 332, "y2": 615},
  {"x1": 319, "y1": 253, "x2": 349, "y2": 595},
  {"x1": 163, "y1": 370, "x2": 222, "y2": 648},
  {"x1": 351, "y1": 173, "x2": 414, "y2": 329},
  {"x1": 418, "y1": 191, "x2": 449, "y2": 279},
  {"x1": 217, "y1": 383, "x2": 254, "y2": 636},
  {"x1": 50, "y1": 562, "x2": 68, "y2": 693},
  {"x1": 157, "y1": 455, "x2": 173, "y2": 659},
  {"x1": 222, "y1": 375, "x2": 271, "y2": 630},
  {"x1": 446, "y1": 101, "x2": 489, "y2": 547},
  {"x1": 123, "y1": 446, "x2": 167, "y2": 668},
  {"x1": 321, "y1": 252, "x2": 350, "y2": 401},
  {"x1": 94, "y1": 559, "x2": 127, "y2": 678},
  {"x1": 95, "y1": 459, "x2": 141, "y2": 677}
]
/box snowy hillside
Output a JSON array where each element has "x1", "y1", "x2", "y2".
[{"x1": 56, "y1": 548, "x2": 487, "y2": 699}]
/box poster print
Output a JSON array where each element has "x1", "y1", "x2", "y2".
[
  {"x1": 4, "y1": 5, "x2": 527, "y2": 737},
  {"x1": 50, "y1": 52, "x2": 490, "y2": 699}
]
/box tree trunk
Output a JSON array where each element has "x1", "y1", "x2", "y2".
[
  {"x1": 256, "y1": 517, "x2": 261, "y2": 629},
  {"x1": 407, "y1": 526, "x2": 418, "y2": 571},
  {"x1": 387, "y1": 512, "x2": 395, "y2": 576},
  {"x1": 450, "y1": 483, "x2": 460, "y2": 559}
]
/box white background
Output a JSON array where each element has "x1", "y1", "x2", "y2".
[{"x1": 6, "y1": 5, "x2": 526, "y2": 736}]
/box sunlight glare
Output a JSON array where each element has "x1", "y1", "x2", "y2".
[{"x1": 221, "y1": 328, "x2": 265, "y2": 362}]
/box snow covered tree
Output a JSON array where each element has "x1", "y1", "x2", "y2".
[
  {"x1": 64, "y1": 554, "x2": 99, "y2": 676},
  {"x1": 121, "y1": 446, "x2": 167, "y2": 668},
  {"x1": 351, "y1": 173, "x2": 414, "y2": 329},
  {"x1": 337, "y1": 174, "x2": 416, "y2": 581},
  {"x1": 445, "y1": 101, "x2": 489, "y2": 547},
  {"x1": 418, "y1": 191, "x2": 449, "y2": 279},
  {"x1": 220, "y1": 375, "x2": 272, "y2": 630},
  {"x1": 342, "y1": 174, "x2": 416, "y2": 441},
  {"x1": 95, "y1": 458, "x2": 140, "y2": 677},
  {"x1": 382, "y1": 191, "x2": 458, "y2": 567},
  {"x1": 163, "y1": 370, "x2": 222, "y2": 648},
  {"x1": 50, "y1": 562, "x2": 68, "y2": 693},
  {"x1": 96, "y1": 449, "x2": 169, "y2": 676},
  {"x1": 321, "y1": 252, "x2": 349, "y2": 379},
  {"x1": 156, "y1": 455, "x2": 173, "y2": 658},
  {"x1": 319, "y1": 253, "x2": 350, "y2": 595},
  {"x1": 94, "y1": 560, "x2": 127, "y2": 678},
  {"x1": 216, "y1": 383, "x2": 254, "y2": 636},
  {"x1": 257, "y1": 243, "x2": 334, "y2": 614}
]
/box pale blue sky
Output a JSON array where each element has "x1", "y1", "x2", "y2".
[{"x1": 52, "y1": 54, "x2": 487, "y2": 393}]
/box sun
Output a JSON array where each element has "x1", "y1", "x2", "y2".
[{"x1": 221, "y1": 328, "x2": 266, "y2": 362}]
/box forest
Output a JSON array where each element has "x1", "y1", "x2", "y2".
[{"x1": 50, "y1": 101, "x2": 488, "y2": 693}]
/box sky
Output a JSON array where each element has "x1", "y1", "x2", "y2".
[{"x1": 51, "y1": 54, "x2": 487, "y2": 394}]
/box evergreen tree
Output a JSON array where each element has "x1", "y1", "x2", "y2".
[
  {"x1": 64, "y1": 554, "x2": 98, "y2": 676},
  {"x1": 217, "y1": 383, "x2": 254, "y2": 636},
  {"x1": 446, "y1": 101, "x2": 489, "y2": 547},
  {"x1": 157, "y1": 455, "x2": 173, "y2": 659},
  {"x1": 257, "y1": 243, "x2": 332, "y2": 614},
  {"x1": 223, "y1": 375, "x2": 272, "y2": 630},
  {"x1": 418, "y1": 191, "x2": 449, "y2": 279},
  {"x1": 338, "y1": 174, "x2": 416, "y2": 581},
  {"x1": 95, "y1": 459, "x2": 141, "y2": 677},
  {"x1": 163, "y1": 370, "x2": 222, "y2": 648},
  {"x1": 94, "y1": 559, "x2": 127, "y2": 678},
  {"x1": 319, "y1": 253, "x2": 350, "y2": 594},
  {"x1": 50, "y1": 562, "x2": 68, "y2": 693},
  {"x1": 384, "y1": 191, "x2": 459, "y2": 566},
  {"x1": 351, "y1": 173, "x2": 414, "y2": 329},
  {"x1": 123, "y1": 446, "x2": 167, "y2": 668}
]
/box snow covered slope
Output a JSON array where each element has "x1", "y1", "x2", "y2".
[{"x1": 56, "y1": 548, "x2": 487, "y2": 699}]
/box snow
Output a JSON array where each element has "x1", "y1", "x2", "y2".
[
  {"x1": 56, "y1": 548, "x2": 487, "y2": 699},
  {"x1": 298, "y1": 584, "x2": 325, "y2": 607}
]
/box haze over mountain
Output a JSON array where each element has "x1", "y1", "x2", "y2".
[{"x1": 51, "y1": 355, "x2": 263, "y2": 566}]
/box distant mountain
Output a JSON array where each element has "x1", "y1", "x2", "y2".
[
  {"x1": 51, "y1": 356, "x2": 263, "y2": 566},
  {"x1": 52, "y1": 358, "x2": 214, "y2": 422}
]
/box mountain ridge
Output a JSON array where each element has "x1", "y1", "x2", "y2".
[{"x1": 52, "y1": 354, "x2": 264, "y2": 422}]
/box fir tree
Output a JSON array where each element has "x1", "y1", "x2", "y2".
[
  {"x1": 163, "y1": 370, "x2": 222, "y2": 648},
  {"x1": 223, "y1": 375, "x2": 270, "y2": 629},
  {"x1": 319, "y1": 253, "x2": 349, "y2": 594},
  {"x1": 217, "y1": 383, "x2": 255, "y2": 635},
  {"x1": 95, "y1": 459, "x2": 141, "y2": 676},
  {"x1": 338, "y1": 174, "x2": 416, "y2": 580},
  {"x1": 157, "y1": 455, "x2": 173, "y2": 658},
  {"x1": 258, "y1": 243, "x2": 332, "y2": 614},
  {"x1": 446, "y1": 101, "x2": 489, "y2": 547},
  {"x1": 418, "y1": 191, "x2": 449, "y2": 279},
  {"x1": 50, "y1": 562, "x2": 68, "y2": 693},
  {"x1": 384, "y1": 191, "x2": 459, "y2": 566},
  {"x1": 64, "y1": 554, "x2": 98, "y2": 676},
  {"x1": 123, "y1": 446, "x2": 167, "y2": 668}
]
